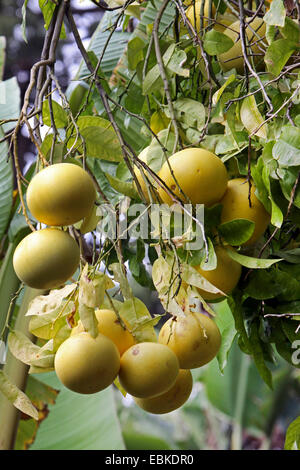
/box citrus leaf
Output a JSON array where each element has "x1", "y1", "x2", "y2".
[
  {"x1": 262, "y1": 165, "x2": 283, "y2": 228},
  {"x1": 8, "y1": 330, "x2": 54, "y2": 368},
  {"x1": 0, "y1": 128, "x2": 13, "y2": 241},
  {"x1": 263, "y1": 0, "x2": 286, "y2": 27},
  {"x1": 284, "y1": 416, "x2": 300, "y2": 450},
  {"x1": 240, "y1": 95, "x2": 267, "y2": 139},
  {"x1": 249, "y1": 321, "x2": 273, "y2": 389},
  {"x1": 212, "y1": 74, "x2": 236, "y2": 106},
  {"x1": 127, "y1": 36, "x2": 145, "y2": 70},
  {"x1": 204, "y1": 30, "x2": 234, "y2": 56},
  {"x1": 142, "y1": 44, "x2": 175, "y2": 95},
  {"x1": 218, "y1": 219, "x2": 255, "y2": 246},
  {"x1": 42, "y1": 100, "x2": 68, "y2": 128},
  {"x1": 78, "y1": 304, "x2": 98, "y2": 339},
  {"x1": 213, "y1": 300, "x2": 237, "y2": 373},
  {"x1": 166, "y1": 48, "x2": 189, "y2": 77},
  {"x1": 264, "y1": 39, "x2": 297, "y2": 76},
  {"x1": 109, "y1": 262, "x2": 133, "y2": 301},
  {"x1": 78, "y1": 264, "x2": 114, "y2": 309},
  {"x1": 118, "y1": 297, "x2": 158, "y2": 343},
  {"x1": 272, "y1": 126, "x2": 300, "y2": 167},
  {"x1": 0, "y1": 370, "x2": 38, "y2": 420},
  {"x1": 279, "y1": 17, "x2": 300, "y2": 43},
  {"x1": 225, "y1": 247, "x2": 282, "y2": 268},
  {"x1": 105, "y1": 173, "x2": 139, "y2": 200},
  {"x1": 25, "y1": 284, "x2": 77, "y2": 317}
]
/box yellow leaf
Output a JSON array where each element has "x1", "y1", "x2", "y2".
[{"x1": 240, "y1": 95, "x2": 267, "y2": 139}]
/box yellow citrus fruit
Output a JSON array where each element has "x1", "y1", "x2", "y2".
[
  {"x1": 26, "y1": 163, "x2": 96, "y2": 226},
  {"x1": 158, "y1": 312, "x2": 221, "y2": 369},
  {"x1": 194, "y1": 245, "x2": 242, "y2": 300},
  {"x1": 13, "y1": 228, "x2": 80, "y2": 289},
  {"x1": 158, "y1": 147, "x2": 228, "y2": 206},
  {"x1": 134, "y1": 369, "x2": 193, "y2": 414},
  {"x1": 186, "y1": 1, "x2": 236, "y2": 33},
  {"x1": 219, "y1": 18, "x2": 266, "y2": 73},
  {"x1": 186, "y1": 0, "x2": 216, "y2": 30},
  {"x1": 54, "y1": 332, "x2": 120, "y2": 394},
  {"x1": 71, "y1": 309, "x2": 135, "y2": 356},
  {"x1": 220, "y1": 178, "x2": 271, "y2": 246},
  {"x1": 119, "y1": 342, "x2": 179, "y2": 398}
]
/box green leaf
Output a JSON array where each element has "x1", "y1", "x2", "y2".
[
  {"x1": 39, "y1": 0, "x2": 66, "y2": 37},
  {"x1": 105, "y1": 173, "x2": 139, "y2": 200},
  {"x1": 228, "y1": 294, "x2": 252, "y2": 354},
  {"x1": 240, "y1": 95, "x2": 267, "y2": 139},
  {"x1": 118, "y1": 297, "x2": 158, "y2": 343},
  {"x1": 42, "y1": 100, "x2": 68, "y2": 128},
  {"x1": 30, "y1": 373, "x2": 125, "y2": 450},
  {"x1": 272, "y1": 126, "x2": 300, "y2": 167},
  {"x1": 249, "y1": 321, "x2": 273, "y2": 389},
  {"x1": 262, "y1": 165, "x2": 283, "y2": 228},
  {"x1": 21, "y1": 0, "x2": 29, "y2": 43},
  {"x1": 26, "y1": 284, "x2": 77, "y2": 340},
  {"x1": 0, "y1": 128, "x2": 13, "y2": 241},
  {"x1": 279, "y1": 167, "x2": 300, "y2": 209},
  {"x1": 225, "y1": 247, "x2": 282, "y2": 269},
  {"x1": 142, "y1": 44, "x2": 175, "y2": 95},
  {"x1": 274, "y1": 248, "x2": 300, "y2": 264},
  {"x1": 212, "y1": 74, "x2": 236, "y2": 106},
  {"x1": 244, "y1": 269, "x2": 297, "y2": 300},
  {"x1": 85, "y1": 51, "x2": 112, "y2": 96},
  {"x1": 266, "y1": 24, "x2": 276, "y2": 45},
  {"x1": 146, "y1": 130, "x2": 175, "y2": 173},
  {"x1": 279, "y1": 17, "x2": 300, "y2": 43},
  {"x1": 168, "y1": 98, "x2": 205, "y2": 132},
  {"x1": 204, "y1": 30, "x2": 234, "y2": 56},
  {"x1": 218, "y1": 219, "x2": 255, "y2": 246},
  {"x1": 213, "y1": 300, "x2": 237, "y2": 373},
  {"x1": 109, "y1": 263, "x2": 133, "y2": 301},
  {"x1": 263, "y1": 0, "x2": 286, "y2": 27},
  {"x1": 284, "y1": 416, "x2": 300, "y2": 450},
  {"x1": 7, "y1": 330, "x2": 54, "y2": 368},
  {"x1": 127, "y1": 36, "x2": 145, "y2": 70},
  {"x1": 200, "y1": 238, "x2": 217, "y2": 271},
  {"x1": 264, "y1": 39, "x2": 296, "y2": 76},
  {"x1": 69, "y1": 116, "x2": 123, "y2": 162},
  {"x1": 78, "y1": 304, "x2": 98, "y2": 339},
  {"x1": 0, "y1": 370, "x2": 38, "y2": 420},
  {"x1": 166, "y1": 48, "x2": 189, "y2": 77}
]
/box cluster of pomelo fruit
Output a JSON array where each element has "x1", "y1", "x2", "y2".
[
  {"x1": 136, "y1": 145, "x2": 270, "y2": 301},
  {"x1": 185, "y1": 0, "x2": 267, "y2": 74},
  {"x1": 13, "y1": 163, "x2": 96, "y2": 290},
  {"x1": 54, "y1": 308, "x2": 221, "y2": 415},
  {"x1": 11, "y1": 145, "x2": 270, "y2": 416}
]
